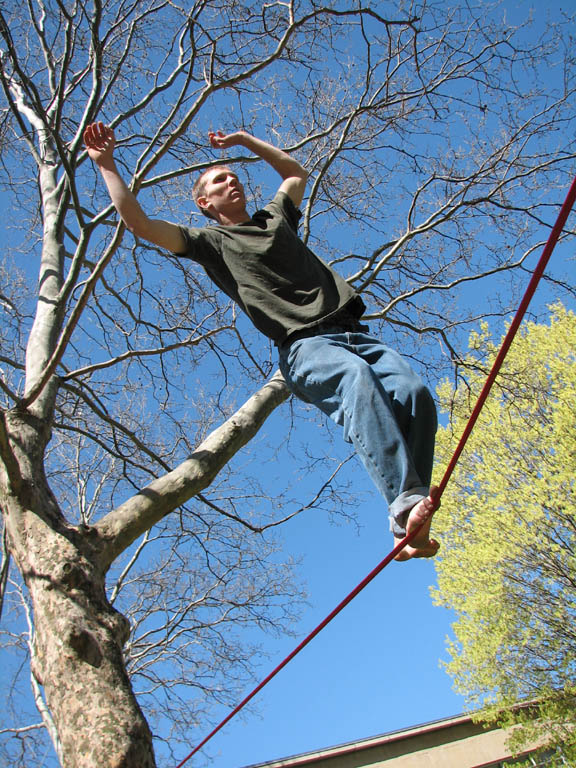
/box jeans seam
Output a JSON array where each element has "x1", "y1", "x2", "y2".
[{"x1": 340, "y1": 400, "x2": 396, "y2": 498}]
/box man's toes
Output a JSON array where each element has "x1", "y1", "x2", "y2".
[
  {"x1": 406, "y1": 496, "x2": 437, "y2": 547},
  {"x1": 412, "y1": 539, "x2": 440, "y2": 558},
  {"x1": 394, "y1": 538, "x2": 440, "y2": 562}
]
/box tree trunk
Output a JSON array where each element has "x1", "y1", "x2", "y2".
[{"x1": 1, "y1": 409, "x2": 156, "y2": 768}]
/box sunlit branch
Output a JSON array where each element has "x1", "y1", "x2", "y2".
[
  {"x1": 18, "y1": 226, "x2": 126, "y2": 410},
  {"x1": 62, "y1": 325, "x2": 232, "y2": 381}
]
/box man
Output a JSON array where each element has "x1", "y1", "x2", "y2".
[{"x1": 84, "y1": 122, "x2": 439, "y2": 560}]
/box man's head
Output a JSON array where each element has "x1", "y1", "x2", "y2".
[{"x1": 193, "y1": 165, "x2": 248, "y2": 224}]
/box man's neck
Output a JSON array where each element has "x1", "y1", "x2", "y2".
[{"x1": 217, "y1": 209, "x2": 252, "y2": 226}]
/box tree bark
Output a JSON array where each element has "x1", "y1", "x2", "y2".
[{"x1": 2, "y1": 409, "x2": 156, "y2": 767}]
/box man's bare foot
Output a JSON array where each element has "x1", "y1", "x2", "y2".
[
  {"x1": 393, "y1": 537, "x2": 440, "y2": 561},
  {"x1": 393, "y1": 486, "x2": 440, "y2": 561}
]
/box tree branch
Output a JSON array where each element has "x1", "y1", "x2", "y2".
[{"x1": 96, "y1": 371, "x2": 290, "y2": 567}]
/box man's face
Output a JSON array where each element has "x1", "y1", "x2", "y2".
[{"x1": 198, "y1": 167, "x2": 247, "y2": 219}]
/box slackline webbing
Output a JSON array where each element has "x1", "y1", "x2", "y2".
[{"x1": 174, "y1": 173, "x2": 576, "y2": 768}]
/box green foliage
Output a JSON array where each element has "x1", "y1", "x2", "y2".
[{"x1": 431, "y1": 304, "x2": 576, "y2": 760}]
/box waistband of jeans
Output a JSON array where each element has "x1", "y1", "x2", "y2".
[{"x1": 279, "y1": 318, "x2": 369, "y2": 348}]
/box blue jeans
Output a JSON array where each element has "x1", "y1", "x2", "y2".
[{"x1": 278, "y1": 327, "x2": 437, "y2": 536}]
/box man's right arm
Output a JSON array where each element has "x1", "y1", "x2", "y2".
[
  {"x1": 208, "y1": 130, "x2": 308, "y2": 209},
  {"x1": 84, "y1": 123, "x2": 186, "y2": 253}
]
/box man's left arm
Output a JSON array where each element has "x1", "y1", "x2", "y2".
[{"x1": 208, "y1": 130, "x2": 308, "y2": 208}]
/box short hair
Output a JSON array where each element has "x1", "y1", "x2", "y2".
[{"x1": 192, "y1": 165, "x2": 231, "y2": 220}]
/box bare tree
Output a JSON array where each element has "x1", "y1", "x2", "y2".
[{"x1": 0, "y1": 0, "x2": 574, "y2": 765}]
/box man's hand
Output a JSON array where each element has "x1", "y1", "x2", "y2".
[
  {"x1": 208, "y1": 130, "x2": 248, "y2": 150},
  {"x1": 84, "y1": 122, "x2": 116, "y2": 167}
]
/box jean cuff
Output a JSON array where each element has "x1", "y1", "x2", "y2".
[{"x1": 388, "y1": 486, "x2": 430, "y2": 537}]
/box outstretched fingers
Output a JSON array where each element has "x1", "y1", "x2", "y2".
[{"x1": 84, "y1": 122, "x2": 116, "y2": 159}]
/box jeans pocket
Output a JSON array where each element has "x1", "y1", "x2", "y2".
[{"x1": 278, "y1": 341, "x2": 317, "y2": 404}]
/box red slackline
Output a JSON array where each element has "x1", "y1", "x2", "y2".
[{"x1": 174, "y1": 174, "x2": 576, "y2": 768}]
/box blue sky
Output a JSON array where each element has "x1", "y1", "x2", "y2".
[
  {"x1": 171, "y1": 264, "x2": 576, "y2": 768},
  {"x1": 175, "y1": 246, "x2": 575, "y2": 768},
  {"x1": 167, "y1": 1, "x2": 576, "y2": 761},
  {"x1": 195, "y1": 483, "x2": 464, "y2": 768}
]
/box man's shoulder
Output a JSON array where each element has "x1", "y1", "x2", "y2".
[
  {"x1": 260, "y1": 190, "x2": 302, "y2": 228},
  {"x1": 174, "y1": 222, "x2": 223, "y2": 259}
]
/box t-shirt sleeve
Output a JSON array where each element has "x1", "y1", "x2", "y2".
[
  {"x1": 266, "y1": 190, "x2": 303, "y2": 232},
  {"x1": 174, "y1": 225, "x2": 220, "y2": 268}
]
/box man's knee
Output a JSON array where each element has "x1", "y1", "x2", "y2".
[
  {"x1": 396, "y1": 375, "x2": 437, "y2": 423},
  {"x1": 415, "y1": 382, "x2": 437, "y2": 428}
]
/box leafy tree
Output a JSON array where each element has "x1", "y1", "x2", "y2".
[
  {"x1": 432, "y1": 304, "x2": 576, "y2": 761},
  {"x1": 0, "y1": 0, "x2": 575, "y2": 765}
]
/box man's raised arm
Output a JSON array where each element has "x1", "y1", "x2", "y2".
[
  {"x1": 208, "y1": 130, "x2": 308, "y2": 208},
  {"x1": 84, "y1": 122, "x2": 186, "y2": 253}
]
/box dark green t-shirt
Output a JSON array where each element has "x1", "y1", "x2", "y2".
[{"x1": 177, "y1": 191, "x2": 364, "y2": 344}]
